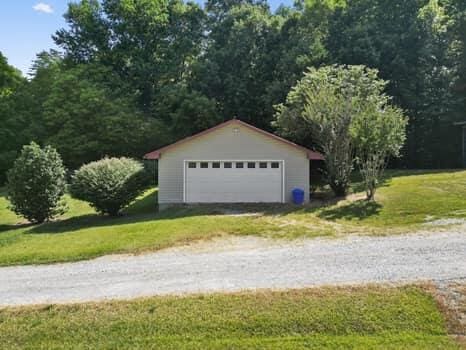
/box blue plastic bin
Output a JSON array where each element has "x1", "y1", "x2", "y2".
[{"x1": 292, "y1": 188, "x2": 305, "y2": 205}]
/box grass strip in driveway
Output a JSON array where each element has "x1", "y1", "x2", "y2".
[{"x1": 0, "y1": 285, "x2": 460, "y2": 349}]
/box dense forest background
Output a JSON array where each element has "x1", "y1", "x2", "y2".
[{"x1": 1, "y1": 0, "x2": 465, "y2": 183}]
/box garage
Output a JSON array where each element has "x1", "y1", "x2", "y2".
[
  {"x1": 144, "y1": 119, "x2": 324, "y2": 209},
  {"x1": 184, "y1": 160, "x2": 284, "y2": 203}
]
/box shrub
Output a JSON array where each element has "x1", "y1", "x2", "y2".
[
  {"x1": 7, "y1": 142, "x2": 67, "y2": 223},
  {"x1": 70, "y1": 157, "x2": 150, "y2": 216}
]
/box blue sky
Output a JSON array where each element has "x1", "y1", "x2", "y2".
[
  {"x1": 0, "y1": 1, "x2": 69, "y2": 76},
  {"x1": 0, "y1": 1, "x2": 290, "y2": 76}
]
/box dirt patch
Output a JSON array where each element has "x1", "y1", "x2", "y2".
[
  {"x1": 218, "y1": 209, "x2": 261, "y2": 217},
  {"x1": 425, "y1": 218, "x2": 466, "y2": 227},
  {"x1": 433, "y1": 279, "x2": 466, "y2": 346}
]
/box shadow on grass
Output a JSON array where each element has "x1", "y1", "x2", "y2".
[
  {"x1": 0, "y1": 222, "x2": 34, "y2": 233},
  {"x1": 28, "y1": 191, "x2": 159, "y2": 235},
  {"x1": 27, "y1": 202, "x2": 311, "y2": 235},
  {"x1": 27, "y1": 190, "x2": 240, "y2": 235},
  {"x1": 28, "y1": 213, "x2": 149, "y2": 234},
  {"x1": 124, "y1": 190, "x2": 158, "y2": 215},
  {"x1": 318, "y1": 199, "x2": 382, "y2": 221}
]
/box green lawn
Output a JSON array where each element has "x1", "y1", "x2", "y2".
[
  {"x1": 0, "y1": 169, "x2": 465, "y2": 266},
  {"x1": 0, "y1": 285, "x2": 459, "y2": 349},
  {"x1": 310, "y1": 169, "x2": 466, "y2": 232}
]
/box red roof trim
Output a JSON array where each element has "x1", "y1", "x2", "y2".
[{"x1": 144, "y1": 119, "x2": 324, "y2": 160}]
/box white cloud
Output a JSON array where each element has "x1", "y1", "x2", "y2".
[{"x1": 33, "y1": 3, "x2": 54, "y2": 14}]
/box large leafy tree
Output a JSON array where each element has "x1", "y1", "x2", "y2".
[
  {"x1": 41, "y1": 63, "x2": 167, "y2": 170},
  {"x1": 445, "y1": 0, "x2": 466, "y2": 141},
  {"x1": 193, "y1": 3, "x2": 281, "y2": 128},
  {"x1": 54, "y1": 0, "x2": 206, "y2": 110},
  {"x1": 327, "y1": 0, "x2": 459, "y2": 168},
  {"x1": 275, "y1": 65, "x2": 407, "y2": 198},
  {"x1": 193, "y1": 0, "x2": 341, "y2": 129},
  {"x1": 0, "y1": 52, "x2": 23, "y2": 98},
  {"x1": 0, "y1": 52, "x2": 27, "y2": 183},
  {"x1": 151, "y1": 84, "x2": 222, "y2": 141},
  {"x1": 407, "y1": 0, "x2": 459, "y2": 167},
  {"x1": 206, "y1": 0, "x2": 268, "y2": 20},
  {"x1": 270, "y1": 0, "x2": 341, "y2": 105}
]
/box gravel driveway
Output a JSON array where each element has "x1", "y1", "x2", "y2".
[{"x1": 1, "y1": 229, "x2": 465, "y2": 306}]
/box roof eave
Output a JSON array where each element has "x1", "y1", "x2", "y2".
[
  {"x1": 307, "y1": 151, "x2": 325, "y2": 160},
  {"x1": 145, "y1": 150, "x2": 324, "y2": 161},
  {"x1": 143, "y1": 151, "x2": 160, "y2": 160},
  {"x1": 143, "y1": 119, "x2": 325, "y2": 160}
]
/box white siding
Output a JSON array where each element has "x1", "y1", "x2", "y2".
[{"x1": 158, "y1": 123, "x2": 309, "y2": 204}]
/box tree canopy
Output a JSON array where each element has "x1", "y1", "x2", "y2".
[{"x1": 0, "y1": 0, "x2": 464, "y2": 183}]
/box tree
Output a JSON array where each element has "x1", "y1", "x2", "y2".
[
  {"x1": 352, "y1": 105, "x2": 407, "y2": 200},
  {"x1": 193, "y1": 3, "x2": 281, "y2": 128},
  {"x1": 70, "y1": 157, "x2": 150, "y2": 216},
  {"x1": 54, "y1": 0, "x2": 206, "y2": 110},
  {"x1": 275, "y1": 65, "x2": 406, "y2": 198},
  {"x1": 0, "y1": 52, "x2": 23, "y2": 98},
  {"x1": 0, "y1": 52, "x2": 27, "y2": 183},
  {"x1": 7, "y1": 142, "x2": 67, "y2": 223},
  {"x1": 0, "y1": 0, "x2": 464, "y2": 183},
  {"x1": 41, "y1": 63, "x2": 168, "y2": 170},
  {"x1": 404, "y1": 0, "x2": 459, "y2": 168},
  {"x1": 270, "y1": 0, "x2": 341, "y2": 105},
  {"x1": 445, "y1": 0, "x2": 466, "y2": 156},
  {"x1": 151, "y1": 84, "x2": 222, "y2": 141},
  {"x1": 327, "y1": 0, "x2": 458, "y2": 168},
  {"x1": 205, "y1": 0, "x2": 267, "y2": 21}
]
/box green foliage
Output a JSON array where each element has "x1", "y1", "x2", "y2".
[
  {"x1": 70, "y1": 157, "x2": 151, "y2": 216},
  {"x1": 327, "y1": 0, "x2": 461, "y2": 168},
  {"x1": 0, "y1": 52, "x2": 28, "y2": 183},
  {"x1": 0, "y1": 52, "x2": 23, "y2": 98},
  {"x1": 352, "y1": 104, "x2": 407, "y2": 200},
  {"x1": 54, "y1": 0, "x2": 206, "y2": 108},
  {"x1": 275, "y1": 65, "x2": 402, "y2": 197},
  {"x1": 0, "y1": 0, "x2": 465, "y2": 184},
  {"x1": 0, "y1": 286, "x2": 457, "y2": 349},
  {"x1": 41, "y1": 63, "x2": 167, "y2": 170},
  {"x1": 151, "y1": 84, "x2": 222, "y2": 141},
  {"x1": 6, "y1": 142, "x2": 67, "y2": 223},
  {"x1": 445, "y1": 0, "x2": 466, "y2": 140},
  {"x1": 194, "y1": 3, "x2": 282, "y2": 129}
]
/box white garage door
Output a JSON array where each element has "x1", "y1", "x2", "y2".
[{"x1": 185, "y1": 160, "x2": 283, "y2": 203}]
